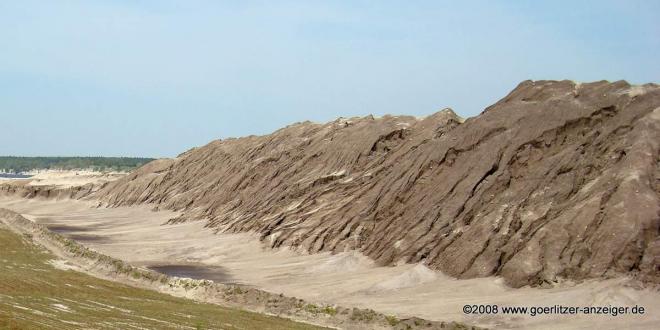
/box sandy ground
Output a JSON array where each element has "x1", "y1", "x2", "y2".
[
  {"x1": 0, "y1": 170, "x2": 126, "y2": 187},
  {"x1": 0, "y1": 196, "x2": 657, "y2": 330}
]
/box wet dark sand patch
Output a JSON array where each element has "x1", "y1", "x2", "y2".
[
  {"x1": 41, "y1": 224, "x2": 110, "y2": 243},
  {"x1": 44, "y1": 224, "x2": 94, "y2": 233},
  {"x1": 63, "y1": 233, "x2": 110, "y2": 243}
]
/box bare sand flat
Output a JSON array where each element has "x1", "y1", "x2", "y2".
[
  {"x1": 0, "y1": 170, "x2": 126, "y2": 187},
  {"x1": 1, "y1": 196, "x2": 657, "y2": 329}
]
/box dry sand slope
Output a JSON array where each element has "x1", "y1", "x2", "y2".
[
  {"x1": 1, "y1": 196, "x2": 657, "y2": 330},
  {"x1": 94, "y1": 80, "x2": 660, "y2": 288}
]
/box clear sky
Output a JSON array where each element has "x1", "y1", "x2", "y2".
[{"x1": 1, "y1": 1, "x2": 658, "y2": 157}]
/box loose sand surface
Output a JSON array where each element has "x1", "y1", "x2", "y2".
[
  {"x1": 0, "y1": 196, "x2": 657, "y2": 329},
  {"x1": 1, "y1": 170, "x2": 126, "y2": 187}
]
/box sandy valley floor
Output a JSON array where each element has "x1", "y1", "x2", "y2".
[{"x1": 0, "y1": 196, "x2": 657, "y2": 329}]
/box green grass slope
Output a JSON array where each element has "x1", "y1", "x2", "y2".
[{"x1": 0, "y1": 226, "x2": 325, "y2": 330}]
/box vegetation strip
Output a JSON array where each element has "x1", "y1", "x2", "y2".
[
  {"x1": 0, "y1": 157, "x2": 154, "y2": 173},
  {"x1": 0, "y1": 214, "x2": 324, "y2": 330}
]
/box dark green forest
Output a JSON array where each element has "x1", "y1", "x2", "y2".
[{"x1": 0, "y1": 157, "x2": 154, "y2": 173}]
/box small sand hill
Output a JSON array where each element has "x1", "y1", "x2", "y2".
[
  {"x1": 307, "y1": 252, "x2": 374, "y2": 274},
  {"x1": 366, "y1": 264, "x2": 439, "y2": 292}
]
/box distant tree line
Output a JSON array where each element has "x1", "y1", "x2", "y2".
[{"x1": 0, "y1": 156, "x2": 155, "y2": 173}]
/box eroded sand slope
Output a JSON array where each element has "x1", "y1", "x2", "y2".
[{"x1": 92, "y1": 80, "x2": 660, "y2": 287}]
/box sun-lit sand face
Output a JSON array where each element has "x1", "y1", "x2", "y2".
[
  {"x1": 0, "y1": 170, "x2": 126, "y2": 188},
  {"x1": 0, "y1": 196, "x2": 658, "y2": 329},
  {"x1": 32, "y1": 170, "x2": 127, "y2": 187}
]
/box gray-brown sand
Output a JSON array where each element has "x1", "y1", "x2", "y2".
[{"x1": 1, "y1": 196, "x2": 657, "y2": 329}]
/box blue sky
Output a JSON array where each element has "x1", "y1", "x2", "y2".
[{"x1": 1, "y1": 1, "x2": 658, "y2": 157}]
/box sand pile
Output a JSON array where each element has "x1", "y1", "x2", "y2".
[
  {"x1": 90, "y1": 80, "x2": 660, "y2": 287},
  {"x1": 366, "y1": 264, "x2": 439, "y2": 292}
]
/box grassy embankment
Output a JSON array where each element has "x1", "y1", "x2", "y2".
[{"x1": 0, "y1": 225, "x2": 325, "y2": 330}]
